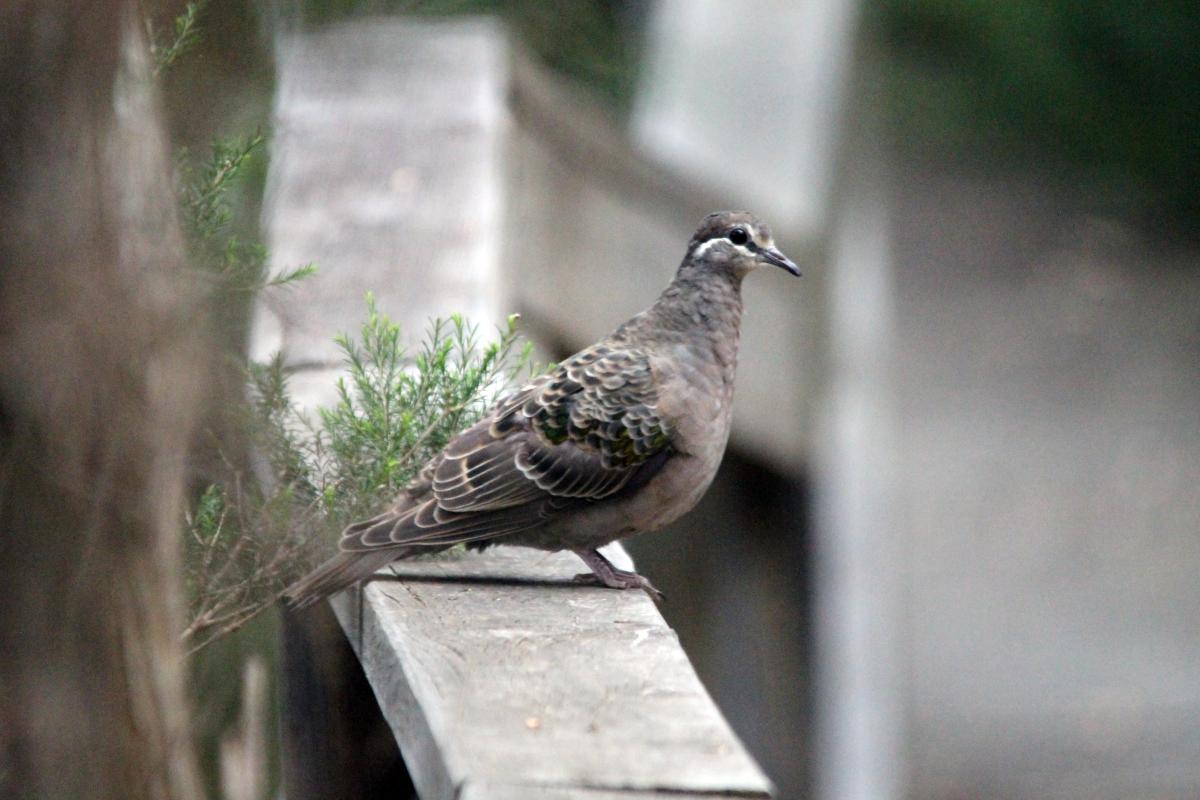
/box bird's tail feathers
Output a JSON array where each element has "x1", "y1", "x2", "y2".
[
  {"x1": 282, "y1": 549, "x2": 405, "y2": 610},
  {"x1": 283, "y1": 501, "x2": 526, "y2": 608}
]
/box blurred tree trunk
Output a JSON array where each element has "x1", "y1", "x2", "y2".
[{"x1": 0, "y1": 3, "x2": 206, "y2": 799}]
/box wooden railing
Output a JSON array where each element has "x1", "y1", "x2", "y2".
[{"x1": 338, "y1": 547, "x2": 770, "y2": 798}]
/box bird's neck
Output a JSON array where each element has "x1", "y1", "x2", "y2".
[{"x1": 619, "y1": 268, "x2": 744, "y2": 367}]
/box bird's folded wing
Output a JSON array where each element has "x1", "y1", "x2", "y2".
[{"x1": 338, "y1": 345, "x2": 673, "y2": 551}]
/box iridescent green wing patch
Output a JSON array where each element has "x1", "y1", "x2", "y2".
[
  {"x1": 527, "y1": 346, "x2": 670, "y2": 469},
  {"x1": 432, "y1": 344, "x2": 673, "y2": 512}
]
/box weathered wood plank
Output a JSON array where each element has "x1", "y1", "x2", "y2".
[
  {"x1": 253, "y1": 17, "x2": 507, "y2": 412},
  {"x1": 331, "y1": 544, "x2": 774, "y2": 800}
]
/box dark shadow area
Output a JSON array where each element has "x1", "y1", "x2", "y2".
[
  {"x1": 280, "y1": 603, "x2": 416, "y2": 800},
  {"x1": 369, "y1": 572, "x2": 630, "y2": 592}
]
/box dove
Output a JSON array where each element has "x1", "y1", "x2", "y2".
[{"x1": 284, "y1": 211, "x2": 799, "y2": 607}]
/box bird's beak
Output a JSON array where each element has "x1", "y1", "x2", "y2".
[{"x1": 761, "y1": 246, "x2": 801, "y2": 277}]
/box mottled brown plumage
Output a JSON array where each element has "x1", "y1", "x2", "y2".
[{"x1": 284, "y1": 211, "x2": 799, "y2": 607}]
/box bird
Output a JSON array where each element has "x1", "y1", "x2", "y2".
[{"x1": 284, "y1": 211, "x2": 800, "y2": 608}]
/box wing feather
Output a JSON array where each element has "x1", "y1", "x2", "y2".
[{"x1": 337, "y1": 343, "x2": 674, "y2": 554}]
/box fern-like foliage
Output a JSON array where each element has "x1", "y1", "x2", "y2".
[{"x1": 318, "y1": 299, "x2": 530, "y2": 520}]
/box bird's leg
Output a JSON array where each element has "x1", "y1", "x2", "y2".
[{"x1": 572, "y1": 547, "x2": 664, "y2": 602}]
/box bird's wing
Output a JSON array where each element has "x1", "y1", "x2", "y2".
[
  {"x1": 339, "y1": 344, "x2": 673, "y2": 551},
  {"x1": 440, "y1": 344, "x2": 671, "y2": 505}
]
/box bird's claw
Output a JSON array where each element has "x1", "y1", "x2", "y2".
[{"x1": 572, "y1": 570, "x2": 665, "y2": 603}]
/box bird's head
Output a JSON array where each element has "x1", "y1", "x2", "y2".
[{"x1": 683, "y1": 211, "x2": 801, "y2": 279}]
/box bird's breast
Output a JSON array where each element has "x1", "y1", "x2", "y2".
[
  {"x1": 628, "y1": 344, "x2": 738, "y2": 530},
  {"x1": 656, "y1": 337, "x2": 738, "y2": 443}
]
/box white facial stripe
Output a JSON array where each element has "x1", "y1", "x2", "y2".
[{"x1": 693, "y1": 237, "x2": 754, "y2": 259}]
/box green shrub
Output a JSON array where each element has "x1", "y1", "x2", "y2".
[{"x1": 183, "y1": 306, "x2": 532, "y2": 652}]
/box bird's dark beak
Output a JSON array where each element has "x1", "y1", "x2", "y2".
[{"x1": 761, "y1": 246, "x2": 801, "y2": 277}]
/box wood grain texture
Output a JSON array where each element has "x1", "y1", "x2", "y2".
[
  {"x1": 330, "y1": 544, "x2": 773, "y2": 800},
  {"x1": 253, "y1": 17, "x2": 507, "y2": 412}
]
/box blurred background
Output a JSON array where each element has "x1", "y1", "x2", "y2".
[{"x1": 4, "y1": 1, "x2": 1198, "y2": 799}]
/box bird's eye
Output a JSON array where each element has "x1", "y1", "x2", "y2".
[{"x1": 728, "y1": 228, "x2": 749, "y2": 246}]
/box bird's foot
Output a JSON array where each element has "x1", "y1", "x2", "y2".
[
  {"x1": 572, "y1": 548, "x2": 664, "y2": 602},
  {"x1": 572, "y1": 571, "x2": 665, "y2": 602}
]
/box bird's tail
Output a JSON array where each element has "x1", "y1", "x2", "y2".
[
  {"x1": 283, "y1": 496, "x2": 511, "y2": 608},
  {"x1": 282, "y1": 549, "x2": 407, "y2": 610}
]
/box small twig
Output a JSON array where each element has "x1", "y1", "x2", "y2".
[{"x1": 185, "y1": 601, "x2": 274, "y2": 655}]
